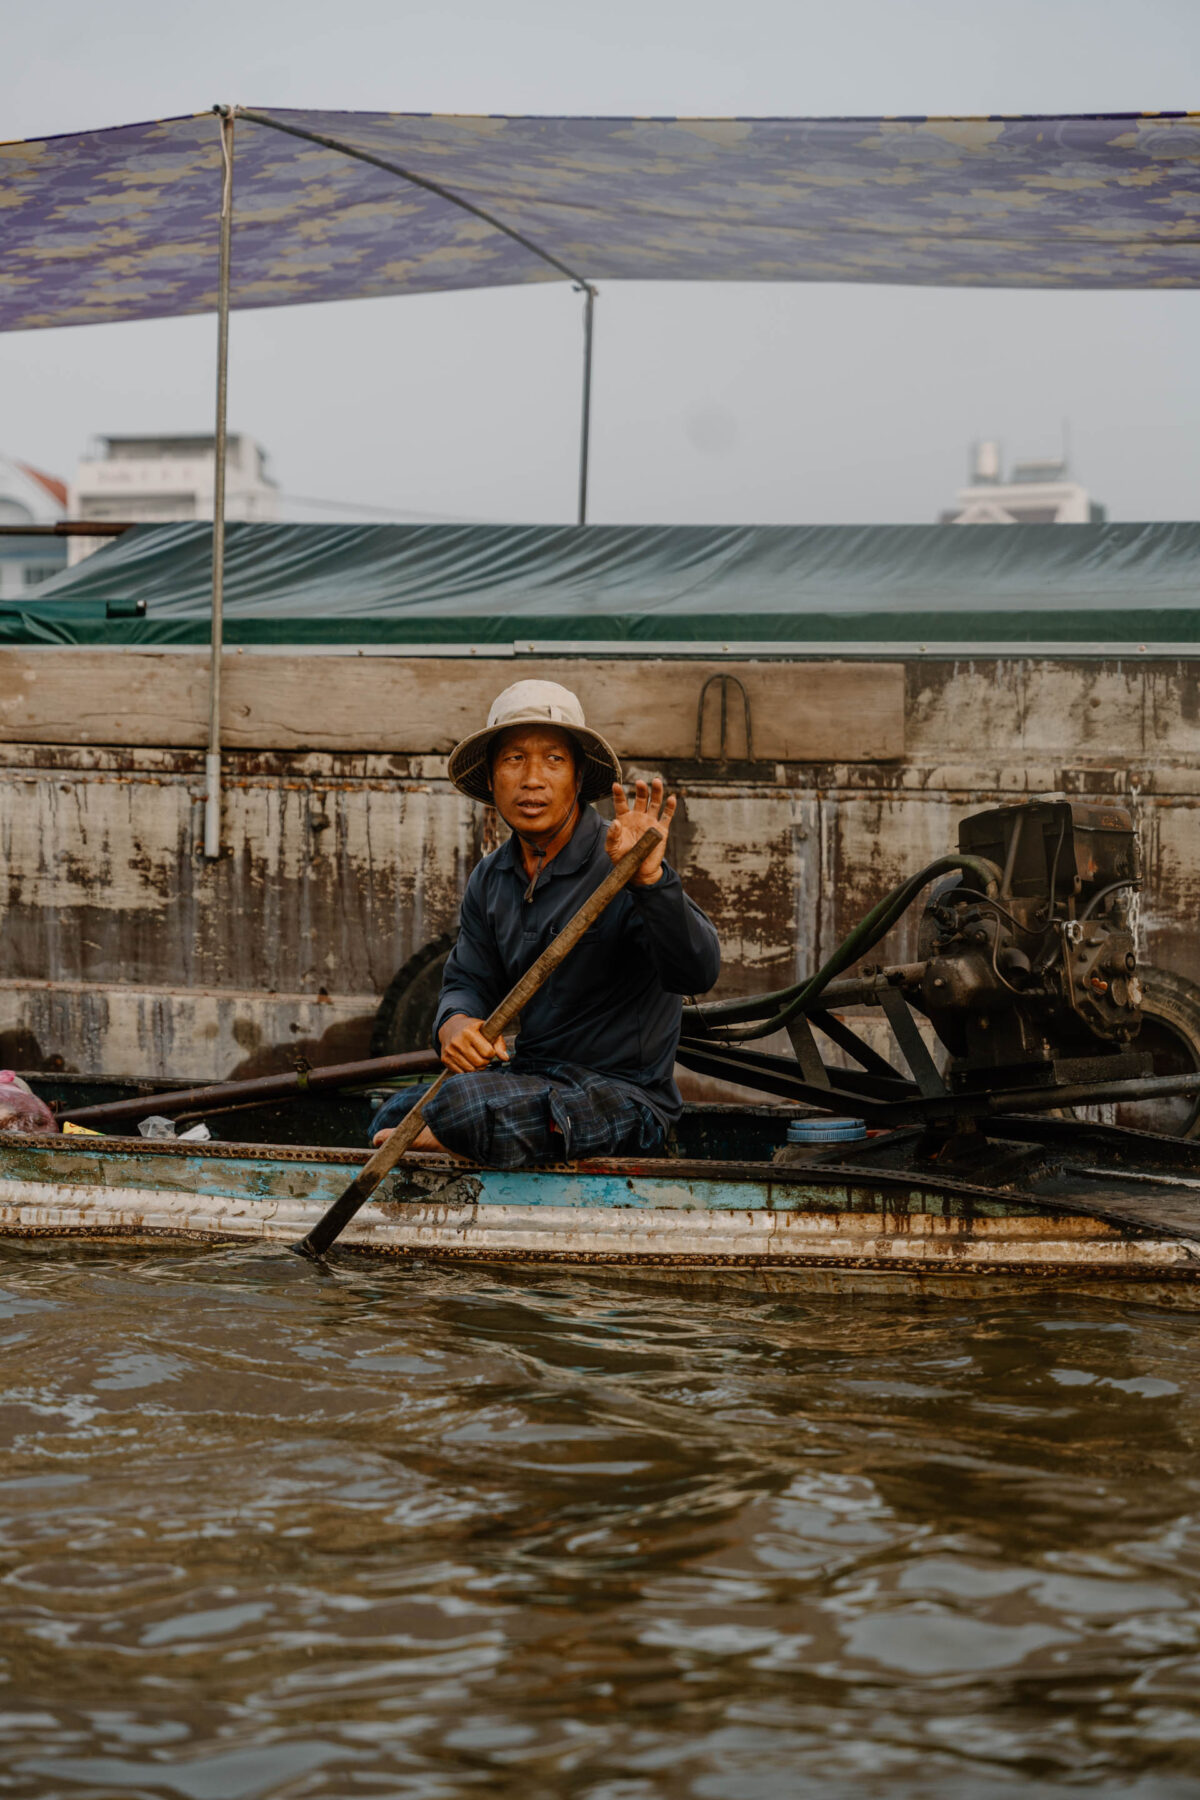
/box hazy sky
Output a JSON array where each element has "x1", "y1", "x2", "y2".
[{"x1": 4, "y1": 0, "x2": 1199, "y2": 525}]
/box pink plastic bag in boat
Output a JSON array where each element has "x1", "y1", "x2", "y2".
[{"x1": 0, "y1": 1071, "x2": 59, "y2": 1134}]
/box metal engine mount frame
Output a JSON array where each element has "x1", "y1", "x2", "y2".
[{"x1": 676, "y1": 798, "x2": 1189, "y2": 1133}]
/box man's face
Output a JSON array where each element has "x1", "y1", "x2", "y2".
[{"x1": 489, "y1": 726, "x2": 579, "y2": 834}]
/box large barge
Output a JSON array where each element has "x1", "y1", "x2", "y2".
[{"x1": 2, "y1": 519, "x2": 1200, "y2": 1104}]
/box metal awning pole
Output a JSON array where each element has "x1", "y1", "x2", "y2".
[
  {"x1": 576, "y1": 283, "x2": 596, "y2": 526},
  {"x1": 236, "y1": 112, "x2": 599, "y2": 534},
  {"x1": 204, "y1": 106, "x2": 235, "y2": 861}
]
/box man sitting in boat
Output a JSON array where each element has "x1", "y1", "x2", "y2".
[{"x1": 372, "y1": 680, "x2": 721, "y2": 1167}]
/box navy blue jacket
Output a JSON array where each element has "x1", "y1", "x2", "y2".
[{"x1": 434, "y1": 806, "x2": 721, "y2": 1122}]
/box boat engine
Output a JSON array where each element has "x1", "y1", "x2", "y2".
[
  {"x1": 678, "y1": 794, "x2": 1168, "y2": 1123},
  {"x1": 917, "y1": 799, "x2": 1143, "y2": 1088}
]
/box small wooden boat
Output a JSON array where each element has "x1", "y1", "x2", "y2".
[
  {"x1": 7, "y1": 800, "x2": 1200, "y2": 1290},
  {"x1": 3, "y1": 1081, "x2": 1200, "y2": 1291}
]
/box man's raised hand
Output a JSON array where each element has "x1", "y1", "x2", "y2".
[{"x1": 606, "y1": 776, "x2": 676, "y2": 886}]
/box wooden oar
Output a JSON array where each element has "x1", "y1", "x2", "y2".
[{"x1": 294, "y1": 826, "x2": 663, "y2": 1260}]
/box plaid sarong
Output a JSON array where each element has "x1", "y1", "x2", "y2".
[{"x1": 370, "y1": 1061, "x2": 666, "y2": 1169}]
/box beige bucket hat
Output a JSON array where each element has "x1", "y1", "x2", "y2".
[{"x1": 447, "y1": 680, "x2": 622, "y2": 805}]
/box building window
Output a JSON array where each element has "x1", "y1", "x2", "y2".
[{"x1": 22, "y1": 563, "x2": 61, "y2": 589}]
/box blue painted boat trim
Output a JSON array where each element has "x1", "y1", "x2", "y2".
[{"x1": 0, "y1": 1137, "x2": 1039, "y2": 1220}]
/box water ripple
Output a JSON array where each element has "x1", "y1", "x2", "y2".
[{"x1": 2, "y1": 1243, "x2": 1200, "y2": 1795}]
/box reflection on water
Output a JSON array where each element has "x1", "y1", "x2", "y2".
[{"x1": 2, "y1": 1244, "x2": 1200, "y2": 1797}]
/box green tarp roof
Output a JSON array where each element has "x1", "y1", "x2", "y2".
[{"x1": 6, "y1": 520, "x2": 1200, "y2": 648}]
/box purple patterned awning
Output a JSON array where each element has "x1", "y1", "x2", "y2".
[{"x1": 2, "y1": 108, "x2": 1198, "y2": 332}]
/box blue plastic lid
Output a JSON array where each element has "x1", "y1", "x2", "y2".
[{"x1": 787, "y1": 1116, "x2": 867, "y2": 1144}]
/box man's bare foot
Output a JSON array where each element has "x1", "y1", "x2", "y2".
[{"x1": 372, "y1": 1123, "x2": 466, "y2": 1158}]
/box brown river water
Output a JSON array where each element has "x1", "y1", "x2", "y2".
[{"x1": 3, "y1": 1244, "x2": 1200, "y2": 1798}]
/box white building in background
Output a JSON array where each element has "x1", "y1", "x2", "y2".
[
  {"x1": 940, "y1": 441, "x2": 1106, "y2": 525},
  {"x1": 69, "y1": 433, "x2": 279, "y2": 562},
  {"x1": 0, "y1": 455, "x2": 69, "y2": 597}
]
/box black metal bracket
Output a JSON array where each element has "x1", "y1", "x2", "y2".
[
  {"x1": 877, "y1": 987, "x2": 948, "y2": 1098},
  {"x1": 808, "y1": 1007, "x2": 903, "y2": 1081},
  {"x1": 676, "y1": 1037, "x2": 922, "y2": 1123},
  {"x1": 786, "y1": 1016, "x2": 832, "y2": 1088}
]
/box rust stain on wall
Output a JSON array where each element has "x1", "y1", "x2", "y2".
[{"x1": 2, "y1": 657, "x2": 1199, "y2": 1079}]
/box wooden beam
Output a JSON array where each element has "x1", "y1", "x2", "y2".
[{"x1": 0, "y1": 651, "x2": 905, "y2": 762}]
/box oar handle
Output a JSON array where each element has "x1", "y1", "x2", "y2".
[
  {"x1": 477, "y1": 825, "x2": 664, "y2": 1040},
  {"x1": 295, "y1": 826, "x2": 663, "y2": 1258}
]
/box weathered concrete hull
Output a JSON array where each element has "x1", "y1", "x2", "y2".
[
  {"x1": 2, "y1": 650, "x2": 1200, "y2": 1080},
  {"x1": 1, "y1": 1137, "x2": 1197, "y2": 1285}
]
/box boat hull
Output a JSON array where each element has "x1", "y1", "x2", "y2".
[{"x1": 1, "y1": 1134, "x2": 1197, "y2": 1287}]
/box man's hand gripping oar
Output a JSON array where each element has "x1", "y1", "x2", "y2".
[{"x1": 293, "y1": 826, "x2": 664, "y2": 1260}]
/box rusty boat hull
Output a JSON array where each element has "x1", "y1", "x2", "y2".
[{"x1": 3, "y1": 1110, "x2": 1200, "y2": 1291}]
